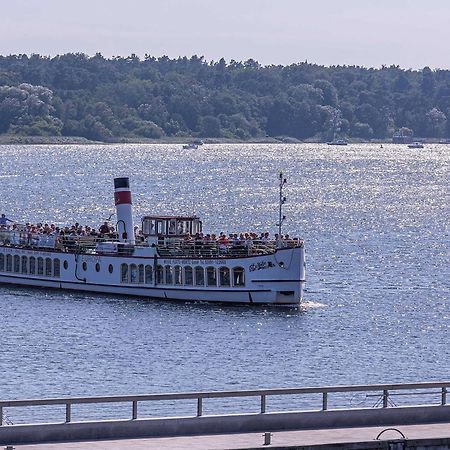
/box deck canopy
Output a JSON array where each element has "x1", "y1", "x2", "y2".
[{"x1": 142, "y1": 216, "x2": 202, "y2": 237}]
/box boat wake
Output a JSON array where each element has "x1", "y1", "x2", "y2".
[{"x1": 301, "y1": 300, "x2": 327, "y2": 309}]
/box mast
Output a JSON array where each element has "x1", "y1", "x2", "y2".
[{"x1": 276, "y1": 172, "x2": 287, "y2": 247}]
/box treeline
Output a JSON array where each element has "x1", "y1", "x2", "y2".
[{"x1": 0, "y1": 53, "x2": 450, "y2": 141}]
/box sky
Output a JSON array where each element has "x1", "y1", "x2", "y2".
[{"x1": 1, "y1": 0, "x2": 450, "y2": 69}]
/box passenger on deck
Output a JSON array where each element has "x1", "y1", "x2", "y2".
[
  {"x1": 218, "y1": 233, "x2": 229, "y2": 254},
  {"x1": 0, "y1": 214, "x2": 13, "y2": 227},
  {"x1": 218, "y1": 232, "x2": 229, "y2": 244},
  {"x1": 99, "y1": 222, "x2": 110, "y2": 235},
  {"x1": 182, "y1": 234, "x2": 194, "y2": 251}
]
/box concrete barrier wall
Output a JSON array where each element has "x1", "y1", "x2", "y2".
[{"x1": 0, "y1": 404, "x2": 449, "y2": 445}]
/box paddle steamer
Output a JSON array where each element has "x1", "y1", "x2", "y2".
[{"x1": 0, "y1": 177, "x2": 306, "y2": 305}]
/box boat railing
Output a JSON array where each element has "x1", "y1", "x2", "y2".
[
  {"x1": 0, "y1": 229, "x2": 57, "y2": 249},
  {"x1": 0, "y1": 229, "x2": 118, "y2": 252},
  {"x1": 156, "y1": 238, "x2": 302, "y2": 258},
  {"x1": 60, "y1": 235, "x2": 117, "y2": 251},
  {"x1": 0, "y1": 228, "x2": 303, "y2": 257}
]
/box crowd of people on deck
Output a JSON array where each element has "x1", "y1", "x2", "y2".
[
  {"x1": 181, "y1": 231, "x2": 296, "y2": 247},
  {"x1": 1, "y1": 214, "x2": 300, "y2": 249},
  {"x1": 0, "y1": 218, "x2": 118, "y2": 239}
]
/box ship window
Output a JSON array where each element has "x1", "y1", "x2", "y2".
[
  {"x1": 174, "y1": 265, "x2": 182, "y2": 285},
  {"x1": 29, "y1": 256, "x2": 36, "y2": 275},
  {"x1": 138, "y1": 264, "x2": 145, "y2": 283},
  {"x1": 121, "y1": 263, "x2": 129, "y2": 283},
  {"x1": 130, "y1": 264, "x2": 138, "y2": 283},
  {"x1": 21, "y1": 256, "x2": 28, "y2": 274},
  {"x1": 6, "y1": 254, "x2": 12, "y2": 272},
  {"x1": 149, "y1": 220, "x2": 156, "y2": 235},
  {"x1": 143, "y1": 219, "x2": 156, "y2": 236},
  {"x1": 53, "y1": 259, "x2": 60, "y2": 277},
  {"x1": 206, "y1": 266, "x2": 217, "y2": 287},
  {"x1": 184, "y1": 266, "x2": 193, "y2": 285},
  {"x1": 45, "y1": 258, "x2": 52, "y2": 276},
  {"x1": 0, "y1": 253, "x2": 4, "y2": 271},
  {"x1": 63, "y1": 260, "x2": 68, "y2": 270},
  {"x1": 14, "y1": 255, "x2": 20, "y2": 273},
  {"x1": 168, "y1": 219, "x2": 177, "y2": 235},
  {"x1": 219, "y1": 267, "x2": 231, "y2": 287},
  {"x1": 95, "y1": 262, "x2": 100, "y2": 272},
  {"x1": 195, "y1": 266, "x2": 204, "y2": 286},
  {"x1": 156, "y1": 220, "x2": 164, "y2": 235},
  {"x1": 145, "y1": 265, "x2": 153, "y2": 283},
  {"x1": 82, "y1": 261, "x2": 87, "y2": 272},
  {"x1": 232, "y1": 267, "x2": 245, "y2": 287},
  {"x1": 108, "y1": 264, "x2": 113, "y2": 273},
  {"x1": 177, "y1": 221, "x2": 186, "y2": 235},
  {"x1": 37, "y1": 257, "x2": 44, "y2": 275},
  {"x1": 156, "y1": 265, "x2": 164, "y2": 284},
  {"x1": 165, "y1": 265, "x2": 173, "y2": 284}
]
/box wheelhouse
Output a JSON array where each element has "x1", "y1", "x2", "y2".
[{"x1": 142, "y1": 216, "x2": 202, "y2": 237}]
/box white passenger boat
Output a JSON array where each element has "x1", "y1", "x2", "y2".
[
  {"x1": 327, "y1": 139, "x2": 348, "y2": 146},
  {"x1": 407, "y1": 142, "x2": 424, "y2": 149},
  {"x1": 0, "y1": 177, "x2": 306, "y2": 305}
]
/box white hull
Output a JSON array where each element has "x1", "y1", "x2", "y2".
[{"x1": 0, "y1": 246, "x2": 306, "y2": 305}]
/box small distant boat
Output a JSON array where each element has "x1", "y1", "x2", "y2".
[
  {"x1": 182, "y1": 143, "x2": 198, "y2": 150},
  {"x1": 408, "y1": 142, "x2": 424, "y2": 149},
  {"x1": 327, "y1": 139, "x2": 348, "y2": 146}
]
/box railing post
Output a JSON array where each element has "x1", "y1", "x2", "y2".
[
  {"x1": 197, "y1": 397, "x2": 203, "y2": 417},
  {"x1": 65, "y1": 403, "x2": 71, "y2": 423},
  {"x1": 442, "y1": 387, "x2": 447, "y2": 406},
  {"x1": 382, "y1": 390, "x2": 389, "y2": 408},
  {"x1": 322, "y1": 392, "x2": 328, "y2": 411},
  {"x1": 132, "y1": 401, "x2": 138, "y2": 420},
  {"x1": 0, "y1": 406, "x2": 3, "y2": 426},
  {"x1": 260, "y1": 395, "x2": 266, "y2": 413}
]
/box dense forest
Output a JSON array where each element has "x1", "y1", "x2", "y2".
[{"x1": 1, "y1": 53, "x2": 450, "y2": 141}]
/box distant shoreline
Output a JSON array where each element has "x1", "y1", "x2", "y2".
[
  {"x1": 0, "y1": 135, "x2": 285, "y2": 145},
  {"x1": 0, "y1": 135, "x2": 442, "y2": 146}
]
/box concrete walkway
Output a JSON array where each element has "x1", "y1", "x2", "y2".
[{"x1": 11, "y1": 422, "x2": 450, "y2": 449}]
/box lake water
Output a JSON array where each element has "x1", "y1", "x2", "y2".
[{"x1": 0, "y1": 143, "x2": 449, "y2": 421}]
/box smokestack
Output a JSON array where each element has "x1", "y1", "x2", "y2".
[{"x1": 114, "y1": 177, "x2": 135, "y2": 244}]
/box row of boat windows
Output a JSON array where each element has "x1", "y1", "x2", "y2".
[
  {"x1": 0, "y1": 253, "x2": 246, "y2": 288},
  {"x1": 0, "y1": 254, "x2": 60, "y2": 277},
  {"x1": 120, "y1": 264, "x2": 245, "y2": 287}
]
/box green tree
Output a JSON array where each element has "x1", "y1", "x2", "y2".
[
  {"x1": 352, "y1": 122, "x2": 373, "y2": 139},
  {"x1": 200, "y1": 115, "x2": 221, "y2": 137}
]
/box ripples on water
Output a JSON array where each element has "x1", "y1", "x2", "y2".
[{"x1": 0, "y1": 143, "x2": 449, "y2": 419}]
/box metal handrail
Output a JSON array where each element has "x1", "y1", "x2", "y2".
[
  {"x1": 156, "y1": 239, "x2": 302, "y2": 258},
  {"x1": 0, "y1": 382, "x2": 448, "y2": 425},
  {"x1": 0, "y1": 230, "x2": 302, "y2": 257}
]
